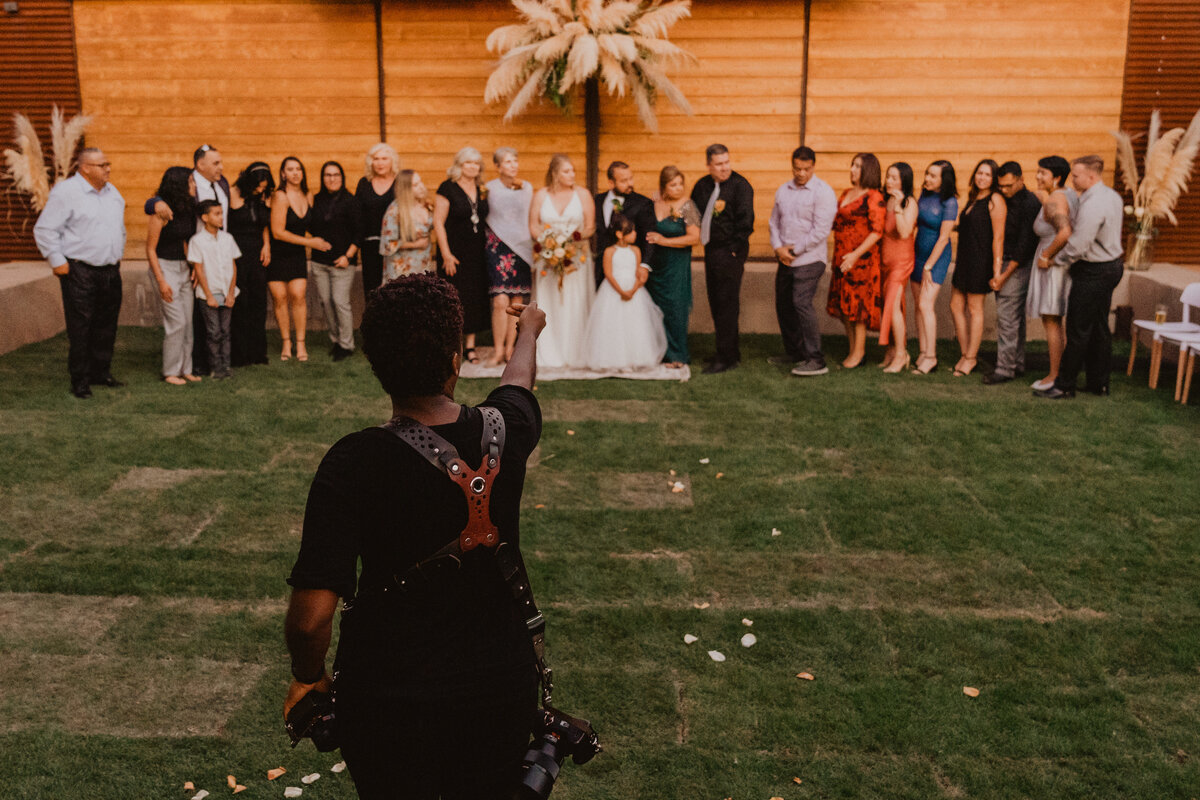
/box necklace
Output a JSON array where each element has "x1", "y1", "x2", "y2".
[{"x1": 463, "y1": 183, "x2": 480, "y2": 232}]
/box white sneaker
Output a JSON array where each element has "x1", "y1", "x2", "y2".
[{"x1": 1030, "y1": 378, "x2": 1054, "y2": 391}]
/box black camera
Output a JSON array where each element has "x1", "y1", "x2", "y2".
[
  {"x1": 285, "y1": 689, "x2": 338, "y2": 752},
  {"x1": 517, "y1": 706, "x2": 602, "y2": 799}
]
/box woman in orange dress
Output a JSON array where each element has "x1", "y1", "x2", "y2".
[
  {"x1": 879, "y1": 162, "x2": 918, "y2": 372},
  {"x1": 827, "y1": 153, "x2": 885, "y2": 368}
]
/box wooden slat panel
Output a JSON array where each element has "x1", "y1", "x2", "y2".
[
  {"x1": 1119, "y1": 0, "x2": 1200, "y2": 266},
  {"x1": 805, "y1": 0, "x2": 1132, "y2": 217},
  {"x1": 73, "y1": 0, "x2": 381, "y2": 259},
  {"x1": 0, "y1": 1, "x2": 82, "y2": 261}
]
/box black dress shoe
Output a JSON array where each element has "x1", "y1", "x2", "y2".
[
  {"x1": 332, "y1": 346, "x2": 353, "y2": 362},
  {"x1": 93, "y1": 376, "x2": 125, "y2": 388},
  {"x1": 1086, "y1": 385, "x2": 1110, "y2": 397},
  {"x1": 981, "y1": 372, "x2": 1013, "y2": 385},
  {"x1": 1033, "y1": 386, "x2": 1075, "y2": 399},
  {"x1": 72, "y1": 386, "x2": 92, "y2": 399},
  {"x1": 702, "y1": 360, "x2": 739, "y2": 374}
]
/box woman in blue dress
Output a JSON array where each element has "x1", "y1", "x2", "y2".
[{"x1": 910, "y1": 160, "x2": 958, "y2": 374}]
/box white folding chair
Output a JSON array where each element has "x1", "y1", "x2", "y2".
[
  {"x1": 1127, "y1": 282, "x2": 1200, "y2": 389},
  {"x1": 1174, "y1": 336, "x2": 1200, "y2": 404}
]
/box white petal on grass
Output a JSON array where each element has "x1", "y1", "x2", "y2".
[
  {"x1": 741, "y1": 633, "x2": 757, "y2": 648},
  {"x1": 708, "y1": 650, "x2": 726, "y2": 662},
  {"x1": 284, "y1": 789, "x2": 303, "y2": 799},
  {"x1": 741, "y1": 618, "x2": 753, "y2": 626},
  {"x1": 683, "y1": 633, "x2": 698, "y2": 644},
  {"x1": 699, "y1": 458, "x2": 710, "y2": 464},
  {"x1": 301, "y1": 773, "x2": 321, "y2": 784},
  {"x1": 190, "y1": 792, "x2": 209, "y2": 800},
  {"x1": 771, "y1": 527, "x2": 782, "y2": 537},
  {"x1": 331, "y1": 762, "x2": 347, "y2": 773}
]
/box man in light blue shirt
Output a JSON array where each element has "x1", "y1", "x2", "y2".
[
  {"x1": 768, "y1": 146, "x2": 837, "y2": 376},
  {"x1": 33, "y1": 147, "x2": 127, "y2": 399}
]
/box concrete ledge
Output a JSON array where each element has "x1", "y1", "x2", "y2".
[{"x1": 3, "y1": 258, "x2": 1197, "y2": 356}]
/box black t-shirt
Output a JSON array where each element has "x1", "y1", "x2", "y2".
[{"x1": 288, "y1": 385, "x2": 541, "y2": 699}]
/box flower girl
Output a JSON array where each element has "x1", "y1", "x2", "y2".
[{"x1": 581, "y1": 215, "x2": 667, "y2": 371}]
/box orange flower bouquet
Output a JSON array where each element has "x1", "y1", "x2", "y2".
[{"x1": 533, "y1": 224, "x2": 583, "y2": 290}]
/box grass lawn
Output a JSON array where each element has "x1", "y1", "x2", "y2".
[{"x1": 0, "y1": 326, "x2": 1197, "y2": 799}]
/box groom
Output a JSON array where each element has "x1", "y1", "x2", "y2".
[{"x1": 594, "y1": 161, "x2": 656, "y2": 286}]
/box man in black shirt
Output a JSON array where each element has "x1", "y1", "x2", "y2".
[
  {"x1": 985, "y1": 162, "x2": 1042, "y2": 384},
  {"x1": 284, "y1": 274, "x2": 546, "y2": 799}
]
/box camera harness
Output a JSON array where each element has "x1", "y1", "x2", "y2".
[{"x1": 379, "y1": 407, "x2": 554, "y2": 706}]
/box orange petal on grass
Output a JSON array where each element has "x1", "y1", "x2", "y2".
[
  {"x1": 693, "y1": 601, "x2": 710, "y2": 609},
  {"x1": 183, "y1": 782, "x2": 195, "y2": 791},
  {"x1": 669, "y1": 469, "x2": 676, "y2": 477},
  {"x1": 715, "y1": 472, "x2": 724, "y2": 479},
  {"x1": 233, "y1": 786, "x2": 247, "y2": 795},
  {"x1": 566, "y1": 429, "x2": 575, "y2": 435},
  {"x1": 963, "y1": 686, "x2": 980, "y2": 697},
  {"x1": 771, "y1": 796, "x2": 785, "y2": 799},
  {"x1": 796, "y1": 672, "x2": 815, "y2": 680},
  {"x1": 267, "y1": 768, "x2": 287, "y2": 780},
  {"x1": 227, "y1": 775, "x2": 237, "y2": 789},
  {"x1": 793, "y1": 776, "x2": 804, "y2": 784},
  {"x1": 534, "y1": 504, "x2": 546, "y2": 509}
]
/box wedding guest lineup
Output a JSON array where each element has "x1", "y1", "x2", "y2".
[{"x1": 33, "y1": 147, "x2": 127, "y2": 399}]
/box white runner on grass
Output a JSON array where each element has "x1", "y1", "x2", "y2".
[{"x1": 459, "y1": 348, "x2": 690, "y2": 382}]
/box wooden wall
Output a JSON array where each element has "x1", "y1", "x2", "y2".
[
  {"x1": 66, "y1": 0, "x2": 1142, "y2": 263},
  {"x1": 806, "y1": 0, "x2": 1131, "y2": 198},
  {"x1": 72, "y1": 0, "x2": 381, "y2": 256}
]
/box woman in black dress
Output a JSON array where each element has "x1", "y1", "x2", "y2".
[
  {"x1": 270, "y1": 156, "x2": 331, "y2": 362},
  {"x1": 229, "y1": 161, "x2": 274, "y2": 367},
  {"x1": 355, "y1": 143, "x2": 400, "y2": 301},
  {"x1": 433, "y1": 147, "x2": 490, "y2": 362},
  {"x1": 950, "y1": 158, "x2": 1006, "y2": 377}
]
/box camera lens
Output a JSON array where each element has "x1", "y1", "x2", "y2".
[{"x1": 517, "y1": 735, "x2": 563, "y2": 799}]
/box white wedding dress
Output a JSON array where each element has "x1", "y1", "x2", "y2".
[
  {"x1": 533, "y1": 191, "x2": 592, "y2": 368},
  {"x1": 581, "y1": 245, "x2": 667, "y2": 371}
]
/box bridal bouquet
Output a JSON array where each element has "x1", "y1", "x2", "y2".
[{"x1": 534, "y1": 224, "x2": 583, "y2": 290}]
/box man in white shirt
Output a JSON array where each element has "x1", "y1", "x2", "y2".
[{"x1": 33, "y1": 147, "x2": 127, "y2": 399}]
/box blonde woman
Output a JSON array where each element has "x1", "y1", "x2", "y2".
[
  {"x1": 433, "y1": 147, "x2": 490, "y2": 361},
  {"x1": 483, "y1": 147, "x2": 534, "y2": 366},
  {"x1": 355, "y1": 142, "x2": 400, "y2": 299},
  {"x1": 380, "y1": 170, "x2": 435, "y2": 280},
  {"x1": 528, "y1": 153, "x2": 596, "y2": 368}
]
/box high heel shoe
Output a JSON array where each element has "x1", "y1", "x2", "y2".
[
  {"x1": 911, "y1": 357, "x2": 938, "y2": 375},
  {"x1": 953, "y1": 357, "x2": 977, "y2": 377},
  {"x1": 281, "y1": 340, "x2": 292, "y2": 361},
  {"x1": 296, "y1": 341, "x2": 309, "y2": 362},
  {"x1": 883, "y1": 353, "x2": 911, "y2": 374}
]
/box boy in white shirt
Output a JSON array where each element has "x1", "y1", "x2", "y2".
[{"x1": 189, "y1": 200, "x2": 241, "y2": 379}]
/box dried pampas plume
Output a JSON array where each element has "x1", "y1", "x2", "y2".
[
  {"x1": 1114, "y1": 108, "x2": 1200, "y2": 228},
  {"x1": 50, "y1": 105, "x2": 93, "y2": 180},
  {"x1": 3, "y1": 113, "x2": 52, "y2": 211},
  {"x1": 485, "y1": 0, "x2": 695, "y2": 130}
]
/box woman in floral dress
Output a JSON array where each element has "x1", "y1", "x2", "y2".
[
  {"x1": 380, "y1": 170, "x2": 435, "y2": 281},
  {"x1": 483, "y1": 147, "x2": 534, "y2": 366},
  {"x1": 827, "y1": 153, "x2": 886, "y2": 368}
]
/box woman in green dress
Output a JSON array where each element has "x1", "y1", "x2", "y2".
[{"x1": 645, "y1": 165, "x2": 701, "y2": 368}]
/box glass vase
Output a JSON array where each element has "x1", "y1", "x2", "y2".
[{"x1": 1125, "y1": 230, "x2": 1156, "y2": 271}]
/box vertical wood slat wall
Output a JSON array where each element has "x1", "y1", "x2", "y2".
[
  {"x1": 806, "y1": 0, "x2": 1131, "y2": 202},
  {"x1": 48, "y1": 0, "x2": 1192, "y2": 267},
  {"x1": 72, "y1": 0, "x2": 380, "y2": 257},
  {"x1": 0, "y1": 0, "x2": 82, "y2": 261},
  {"x1": 1119, "y1": 0, "x2": 1200, "y2": 264}
]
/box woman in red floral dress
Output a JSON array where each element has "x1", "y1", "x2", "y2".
[{"x1": 827, "y1": 153, "x2": 886, "y2": 368}]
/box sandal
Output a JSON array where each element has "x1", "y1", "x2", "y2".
[
  {"x1": 296, "y1": 341, "x2": 309, "y2": 362},
  {"x1": 953, "y1": 358, "x2": 977, "y2": 377},
  {"x1": 464, "y1": 348, "x2": 480, "y2": 364},
  {"x1": 911, "y1": 357, "x2": 938, "y2": 375},
  {"x1": 281, "y1": 339, "x2": 292, "y2": 361}
]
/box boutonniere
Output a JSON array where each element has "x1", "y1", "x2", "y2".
[
  {"x1": 713, "y1": 199, "x2": 726, "y2": 217},
  {"x1": 478, "y1": 184, "x2": 489, "y2": 201},
  {"x1": 613, "y1": 197, "x2": 624, "y2": 214}
]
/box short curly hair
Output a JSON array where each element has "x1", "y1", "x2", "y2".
[{"x1": 361, "y1": 274, "x2": 463, "y2": 398}]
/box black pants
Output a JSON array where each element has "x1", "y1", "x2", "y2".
[
  {"x1": 361, "y1": 242, "x2": 384, "y2": 302},
  {"x1": 230, "y1": 248, "x2": 268, "y2": 366},
  {"x1": 338, "y1": 678, "x2": 536, "y2": 800},
  {"x1": 775, "y1": 260, "x2": 826, "y2": 364},
  {"x1": 59, "y1": 261, "x2": 122, "y2": 391},
  {"x1": 703, "y1": 240, "x2": 748, "y2": 364},
  {"x1": 201, "y1": 303, "x2": 232, "y2": 375},
  {"x1": 1055, "y1": 258, "x2": 1124, "y2": 392},
  {"x1": 191, "y1": 298, "x2": 210, "y2": 375}
]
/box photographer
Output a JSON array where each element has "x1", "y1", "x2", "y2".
[{"x1": 284, "y1": 273, "x2": 546, "y2": 798}]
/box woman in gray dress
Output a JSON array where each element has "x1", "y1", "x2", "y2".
[
  {"x1": 483, "y1": 147, "x2": 534, "y2": 366},
  {"x1": 1026, "y1": 155, "x2": 1077, "y2": 391}
]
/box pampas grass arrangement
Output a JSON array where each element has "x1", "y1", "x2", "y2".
[
  {"x1": 484, "y1": 0, "x2": 695, "y2": 132},
  {"x1": 2, "y1": 105, "x2": 91, "y2": 212},
  {"x1": 1112, "y1": 108, "x2": 1200, "y2": 267}
]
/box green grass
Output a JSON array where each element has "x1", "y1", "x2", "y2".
[{"x1": 0, "y1": 327, "x2": 1197, "y2": 799}]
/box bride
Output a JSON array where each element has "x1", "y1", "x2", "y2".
[{"x1": 528, "y1": 154, "x2": 595, "y2": 368}]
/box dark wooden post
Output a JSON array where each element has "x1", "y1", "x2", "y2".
[{"x1": 585, "y1": 76, "x2": 600, "y2": 193}]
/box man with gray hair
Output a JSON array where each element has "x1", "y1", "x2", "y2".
[
  {"x1": 33, "y1": 147, "x2": 127, "y2": 399},
  {"x1": 1034, "y1": 155, "x2": 1124, "y2": 399}
]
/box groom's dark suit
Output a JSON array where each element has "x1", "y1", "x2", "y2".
[
  {"x1": 691, "y1": 171, "x2": 754, "y2": 366},
  {"x1": 594, "y1": 190, "x2": 657, "y2": 285}
]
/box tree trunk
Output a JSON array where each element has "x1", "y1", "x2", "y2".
[{"x1": 585, "y1": 76, "x2": 600, "y2": 194}]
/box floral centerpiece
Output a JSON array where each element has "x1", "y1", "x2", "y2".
[
  {"x1": 1112, "y1": 108, "x2": 1200, "y2": 270},
  {"x1": 534, "y1": 224, "x2": 583, "y2": 289}
]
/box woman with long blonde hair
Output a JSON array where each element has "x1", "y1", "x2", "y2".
[
  {"x1": 433, "y1": 147, "x2": 490, "y2": 361},
  {"x1": 380, "y1": 169, "x2": 435, "y2": 280},
  {"x1": 355, "y1": 142, "x2": 400, "y2": 300}
]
